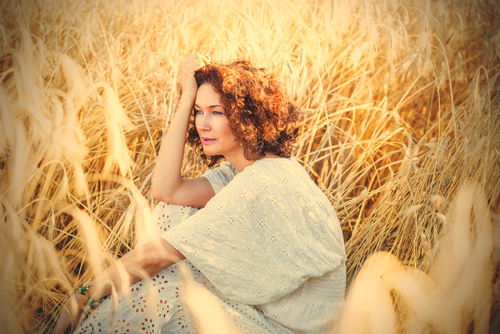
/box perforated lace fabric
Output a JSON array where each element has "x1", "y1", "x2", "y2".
[
  {"x1": 74, "y1": 157, "x2": 346, "y2": 334},
  {"x1": 75, "y1": 204, "x2": 288, "y2": 334},
  {"x1": 163, "y1": 158, "x2": 346, "y2": 333}
]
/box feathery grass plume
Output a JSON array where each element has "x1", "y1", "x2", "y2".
[
  {"x1": 179, "y1": 263, "x2": 240, "y2": 334},
  {"x1": 95, "y1": 82, "x2": 135, "y2": 177},
  {"x1": 429, "y1": 183, "x2": 494, "y2": 333},
  {"x1": 64, "y1": 206, "x2": 105, "y2": 278},
  {"x1": 0, "y1": 253, "x2": 24, "y2": 334},
  {"x1": 337, "y1": 251, "x2": 400, "y2": 334},
  {"x1": 0, "y1": 86, "x2": 14, "y2": 154},
  {"x1": 0, "y1": 0, "x2": 498, "y2": 332},
  {"x1": 0, "y1": 197, "x2": 27, "y2": 333},
  {"x1": 338, "y1": 182, "x2": 494, "y2": 333}
]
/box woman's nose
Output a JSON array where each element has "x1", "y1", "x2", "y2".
[{"x1": 196, "y1": 116, "x2": 211, "y2": 131}]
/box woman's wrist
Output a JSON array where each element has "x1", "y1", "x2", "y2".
[
  {"x1": 72, "y1": 282, "x2": 107, "y2": 317},
  {"x1": 74, "y1": 281, "x2": 105, "y2": 306},
  {"x1": 179, "y1": 92, "x2": 196, "y2": 109},
  {"x1": 71, "y1": 292, "x2": 89, "y2": 309}
]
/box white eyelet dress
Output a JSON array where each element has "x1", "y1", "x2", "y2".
[{"x1": 74, "y1": 158, "x2": 346, "y2": 334}]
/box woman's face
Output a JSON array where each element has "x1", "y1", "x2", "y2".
[{"x1": 195, "y1": 83, "x2": 241, "y2": 159}]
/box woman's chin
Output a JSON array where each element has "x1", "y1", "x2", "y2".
[{"x1": 202, "y1": 148, "x2": 215, "y2": 156}]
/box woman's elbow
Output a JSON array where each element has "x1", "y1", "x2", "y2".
[
  {"x1": 144, "y1": 258, "x2": 165, "y2": 275},
  {"x1": 151, "y1": 184, "x2": 173, "y2": 202},
  {"x1": 143, "y1": 244, "x2": 184, "y2": 275}
]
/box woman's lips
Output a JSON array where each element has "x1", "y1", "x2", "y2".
[{"x1": 201, "y1": 137, "x2": 215, "y2": 145}]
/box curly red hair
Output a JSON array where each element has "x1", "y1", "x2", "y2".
[{"x1": 187, "y1": 60, "x2": 300, "y2": 167}]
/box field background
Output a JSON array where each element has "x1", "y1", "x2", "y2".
[{"x1": 0, "y1": 0, "x2": 499, "y2": 332}]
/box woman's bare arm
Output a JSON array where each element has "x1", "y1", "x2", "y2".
[
  {"x1": 88, "y1": 239, "x2": 184, "y2": 300},
  {"x1": 151, "y1": 54, "x2": 215, "y2": 207},
  {"x1": 54, "y1": 239, "x2": 184, "y2": 334}
]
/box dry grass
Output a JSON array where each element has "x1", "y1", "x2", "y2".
[
  {"x1": 339, "y1": 183, "x2": 496, "y2": 333},
  {"x1": 0, "y1": 0, "x2": 498, "y2": 332}
]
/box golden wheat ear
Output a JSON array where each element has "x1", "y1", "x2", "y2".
[
  {"x1": 0, "y1": 0, "x2": 498, "y2": 332},
  {"x1": 339, "y1": 182, "x2": 495, "y2": 333}
]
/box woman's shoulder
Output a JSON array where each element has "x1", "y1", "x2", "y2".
[
  {"x1": 245, "y1": 156, "x2": 331, "y2": 203},
  {"x1": 246, "y1": 156, "x2": 297, "y2": 172},
  {"x1": 202, "y1": 160, "x2": 239, "y2": 194},
  {"x1": 230, "y1": 157, "x2": 317, "y2": 194},
  {"x1": 218, "y1": 156, "x2": 322, "y2": 200},
  {"x1": 245, "y1": 156, "x2": 308, "y2": 181},
  {"x1": 217, "y1": 157, "x2": 295, "y2": 192}
]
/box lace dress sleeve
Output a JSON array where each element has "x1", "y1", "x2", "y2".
[{"x1": 202, "y1": 161, "x2": 238, "y2": 194}]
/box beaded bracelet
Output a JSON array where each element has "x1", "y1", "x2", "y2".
[
  {"x1": 75, "y1": 281, "x2": 105, "y2": 316},
  {"x1": 75, "y1": 281, "x2": 93, "y2": 296},
  {"x1": 82, "y1": 295, "x2": 105, "y2": 317}
]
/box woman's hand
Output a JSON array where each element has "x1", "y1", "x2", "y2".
[
  {"x1": 151, "y1": 52, "x2": 216, "y2": 207},
  {"x1": 178, "y1": 53, "x2": 210, "y2": 100},
  {"x1": 53, "y1": 293, "x2": 87, "y2": 334}
]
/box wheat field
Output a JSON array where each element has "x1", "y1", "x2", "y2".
[{"x1": 0, "y1": 0, "x2": 499, "y2": 333}]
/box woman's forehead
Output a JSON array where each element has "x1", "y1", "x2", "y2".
[{"x1": 195, "y1": 84, "x2": 222, "y2": 108}]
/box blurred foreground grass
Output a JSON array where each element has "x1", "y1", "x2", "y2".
[{"x1": 0, "y1": 0, "x2": 499, "y2": 332}]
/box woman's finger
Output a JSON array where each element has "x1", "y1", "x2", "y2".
[
  {"x1": 179, "y1": 54, "x2": 206, "y2": 72},
  {"x1": 53, "y1": 294, "x2": 86, "y2": 334},
  {"x1": 197, "y1": 54, "x2": 210, "y2": 65},
  {"x1": 53, "y1": 309, "x2": 71, "y2": 334}
]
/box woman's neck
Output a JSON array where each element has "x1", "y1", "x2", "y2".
[
  {"x1": 225, "y1": 155, "x2": 254, "y2": 173},
  {"x1": 225, "y1": 152, "x2": 282, "y2": 173}
]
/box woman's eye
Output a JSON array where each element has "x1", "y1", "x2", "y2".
[
  {"x1": 213, "y1": 110, "x2": 224, "y2": 115},
  {"x1": 195, "y1": 109, "x2": 203, "y2": 115}
]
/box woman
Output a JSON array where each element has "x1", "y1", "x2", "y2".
[{"x1": 54, "y1": 54, "x2": 346, "y2": 334}]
